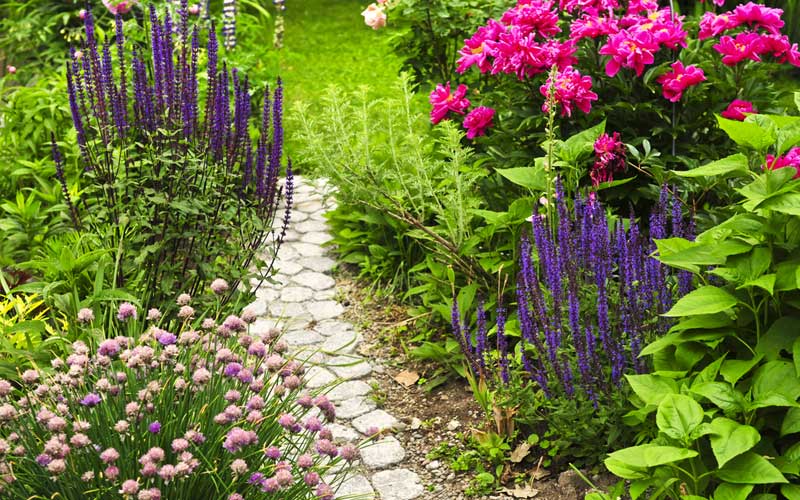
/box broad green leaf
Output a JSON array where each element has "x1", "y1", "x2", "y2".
[
  {"x1": 656, "y1": 394, "x2": 704, "y2": 441},
  {"x1": 756, "y1": 317, "x2": 800, "y2": 360},
  {"x1": 713, "y1": 483, "x2": 753, "y2": 500},
  {"x1": 795, "y1": 91, "x2": 800, "y2": 113},
  {"x1": 752, "y1": 360, "x2": 800, "y2": 401},
  {"x1": 781, "y1": 408, "x2": 800, "y2": 437},
  {"x1": 709, "y1": 417, "x2": 761, "y2": 467},
  {"x1": 715, "y1": 452, "x2": 787, "y2": 484},
  {"x1": 777, "y1": 120, "x2": 800, "y2": 155},
  {"x1": 692, "y1": 382, "x2": 745, "y2": 413},
  {"x1": 717, "y1": 115, "x2": 776, "y2": 151},
  {"x1": 757, "y1": 193, "x2": 800, "y2": 216},
  {"x1": 675, "y1": 154, "x2": 749, "y2": 178},
  {"x1": 496, "y1": 166, "x2": 546, "y2": 191},
  {"x1": 663, "y1": 286, "x2": 738, "y2": 317},
  {"x1": 736, "y1": 273, "x2": 776, "y2": 295},
  {"x1": 605, "y1": 445, "x2": 698, "y2": 479},
  {"x1": 782, "y1": 484, "x2": 800, "y2": 500},
  {"x1": 720, "y1": 355, "x2": 763, "y2": 385},
  {"x1": 669, "y1": 314, "x2": 733, "y2": 332},
  {"x1": 626, "y1": 373, "x2": 678, "y2": 406},
  {"x1": 795, "y1": 337, "x2": 800, "y2": 377},
  {"x1": 560, "y1": 120, "x2": 605, "y2": 162}
]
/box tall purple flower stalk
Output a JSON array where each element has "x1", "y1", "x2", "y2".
[
  {"x1": 454, "y1": 185, "x2": 693, "y2": 403},
  {"x1": 51, "y1": 6, "x2": 291, "y2": 304}
]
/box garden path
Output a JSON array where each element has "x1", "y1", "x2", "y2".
[{"x1": 247, "y1": 176, "x2": 425, "y2": 500}]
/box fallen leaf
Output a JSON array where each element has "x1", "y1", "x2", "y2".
[
  {"x1": 510, "y1": 442, "x2": 532, "y2": 463},
  {"x1": 501, "y1": 485, "x2": 539, "y2": 498},
  {"x1": 393, "y1": 370, "x2": 419, "y2": 387}
]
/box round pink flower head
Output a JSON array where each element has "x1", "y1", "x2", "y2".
[
  {"x1": 177, "y1": 305, "x2": 195, "y2": 319},
  {"x1": 210, "y1": 278, "x2": 229, "y2": 294},
  {"x1": 0, "y1": 379, "x2": 12, "y2": 396},
  {"x1": 100, "y1": 447, "x2": 120, "y2": 463},
  {"x1": 117, "y1": 302, "x2": 137, "y2": 321},
  {"x1": 105, "y1": 465, "x2": 120, "y2": 480},
  {"x1": 176, "y1": 293, "x2": 191, "y2": 306},
  {"x1": 21, "y1": 369, "x2": 39, "y2": 384},
  {"x1": 78, "y1": 8, "x2": 88, "y2": 20},
  {"x1": 146, "y1": 308, "x2": 162, "y2": 321},
  {"x1": 316, "y1": 482, "x2": 334, "y2": 500},
  {"x1": 463, "y1": 106, "x2": 495, "y2": 140},
  {"x1": 361, "y1": 3, "x2": 387, "y2": 30},
  {"x1": 228, "y1": 495, "x2": 244, "y2": 500},
  {"x1": 77, "y1": 308, "x2": 95, "y2": 323},
  {"x1": 188, "y1": 4, "x2": 201, "y2": 16},
  {"x1": 120, "y1": 479, "x2": 139, "y2": 495},
  {"x1": 231, "y1": 458, "x2": 248, "y2": 475},
  {"x1": 304, "y1": 471, "x2": 321, "y2": 486},
  {"x1": 6, "y1": 65, "x2": 16, "y2": 75}
]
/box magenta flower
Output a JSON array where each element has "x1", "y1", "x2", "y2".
[
  {"x1": 720, "y1": 99, "x2": 757, "y2": 121},
  {"x1": 698, "y1": 12, "x2": 738, "y2": 40},
  {"x1": 732, "y1": 2, "x2": 785, "y2": 35},
  {"x1": 148, "y1": 421, "x2": 161, "y2": 434},
  {"x1": 429, "y1": 82, "x2": 471, "y2": 124},
  {"x1": 102, "y1": 0, "x2": 138, "y2": 15},
  {"x1": 540, "y1": 66, "x2": 598, "y2": 117},
  {"x1": 569, "y1": 15, "x2": 620, "y2": 41},
  {"x1": 591, "y1": 132, "x2": 627, "y2": 186},
  {"x1": 713, "y1": 33, "x2": 764, "y2": 65},
  {"x1": 500, "y1": 1, "x2": 560, "y2": 39},
  {"x1": 456, "y1": 20, "x2": 504, "y2": 74},
  {"x1": 463, "y1": 107, "x2": 496, "y2": 139},
  {"x1": 560, "y1": 0, "x2": 619, "y2": 14},
  {"x1": 765, "y1": 147, "x2": 800, "y2": 179},
  {"x1": 656, "y1": 61, "x2": 706, "y2": 102},
  {"x1": 599, "y1": 29, "x2": 658, "y2": 77}
]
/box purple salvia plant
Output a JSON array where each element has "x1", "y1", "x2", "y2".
[
  {"x1": 496, "y1": 305, "x2": 509, "y2": 385},
  {"x1": 51, "y1": 6, "x2": 291, "y2": 306},
  {"x1": 476, "y1": 299, "x2": 487, "y2": 371}
]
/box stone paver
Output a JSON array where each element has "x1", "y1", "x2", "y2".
[{"x1": 249, "y1": 176, "x2": 423, "y2": 499}]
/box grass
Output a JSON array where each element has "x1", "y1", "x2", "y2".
[{"x1": 230, "y1": 0, "x2": 406, "y2": 169}]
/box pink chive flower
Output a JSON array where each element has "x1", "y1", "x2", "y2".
[
  {"x1": 713, "y1": 32, "x2": 764, "y2": 65},
  {"x1": 765, "y1": 147, "x2": 800, "y2": 179},
  {"x1": 721, "y1": 99, "x2": 757, "y2": 121},
  {"x1": 456, "y1": 19, "x2": 504, "y2": 74},
  {"x1": 117, "y1": 302, "x2": 137, "y2": 321},
  {"x1": 732, "y1": 2, "x2": 785, "y2": 35},
  {"x1": 656, "y1": 61, "x2": 706, "y2": 102},
  {"x1": 77, "y1": 308, "x2": 95, "y2": 323},
  {"x1": 540, "y1": 66, "x2": 598, "y2": 117},
  {"x1": 463, "y1": 106, "x2": 496, "y2": 139},
  {"x1": 429, "y1": 82, "x2": 470, "y2": 124}
]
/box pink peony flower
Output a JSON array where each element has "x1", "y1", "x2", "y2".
[
  {"x1": 429, "y1": 82, "x2": 470, "y2": 124},
  {"x1": 720, "y1": 99, "x2": 757, "y2": 120},
  {"x1": 599, "y1": 29, "x2": 658, "y2": 76},
  {"x1": 559, "y1": 0, "x2": 619, "y2": 15},
  {"x1": 456, "y1": 19, "x2": 504, "y2": 74},
  {"x1": 462, "y1": 106, "x2": 496, "y2": 139},
  {"x1": 500, "y1": 1, "x2": 561, "y2": 38},
  {"x1": 698, "y1": 12, "x2": 738, "y2": 40},
  {"x1": 656, "y1": 61, "x2": 706, "y2": 102},
  {"x1": 102, "y1": 0, "x2": 138, "y2": 15},
  {"x1": 732, "y1": 2, "x2": 784, "y2": 34},
  {"x1": 540, "y1": 66, "x2": 598, "y2": 117},
  {"x1": 765, "y1": 147, "x2": 800, "y2": 179},
  {"x1": 570, "y1": 15, "x2": 620, "y2": 41},
  {"x1": 361, "y1": 4, "x2": 387, "y2": 30},
  {"x1": 713, "y1": 32, "x2": 764, "y2": 65}
]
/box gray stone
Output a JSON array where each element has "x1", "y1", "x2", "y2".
[
  {"x1": 274, "y1": 260, "x2": 304, "y2": 276},
  {"x1": 282, "y1": 329, "x2": 324, "y2": 346},
  {"x1": 328, "y1": 355, "x2": 372, "y2": 379},
  {"x1": 304, "y1": 366, "x2": 337, "y2": 388},
  {"x1": 327, "y1": 380, "x2": 371, "y2": 401},
  {"x1": 301, "y1": 231, "x2": 334, "y2": 245},
  {"x1": 371, "y1": 469, "x2": 424, "y2": 500},
  {"x1": 276, "y1": 244, "x2": 299, "y2": 260},
  {"x1": 302, "y1": 256, "x2": 337, "y2": 273},
  {"x1": 243, "y1": 300, "x2": 268, "y2": 318},
  {"x1": 291, "y1": 242, "x2": 326, "y2": 257},
  {"x1": 293, "y1": 271, "x2": 336, "y2": 291},
  {"x1": 310, "y1": 212, "x2": 328, "y2": 222},
  {"x1": 295, "y1": 220, "x2": 329, "y2": 233},
  {"x1": 335, "y1": 396, "x2": 376, "y2": 420},
  {"x1": 327, "y1": 423, "x2": 360, "y2": 443},
  {"x1": 280, "y1": 286, "x2": 315, "y2": 302},
  {"x1": 254, "y1": 286, "x2": 281, "y2": 302},
  {"x1": 316, "y1": 289, "x2": 337, "y2": 300},
  {"x1": 281, "y1": 229, "x2": 301, "y2": 242},
  {"x1": 361, "y1": 437, "x2": 406, "y2": 469},
  {"x1": 308, "y1": 300, "x2": 345, "y2": 321},
  {"x1": 288, "y1": 349, "x2": 327, "y2": 364},
  {"x1": 290, "y1": 210, "x2": 310, "y2": 223},
  {"x1": 249, "y1": 318, "x2": 282, "y2": 336},
  {"x1": 314, "y1": 320, "x2": 354, "y2": 337},
  {"x1": 268, "y1": 301, "x2": 307, "y2": 318},
  {"x1": 321, "y1": 331, "x2": 363, "y2": 354},
  {"x1": 335, "y1": 474, "x2": 374, "y2": 499},
  {"x1": 352, "y1": 410, "x2": 399, "y2": 435},
  {"x1": 295, "y1": 199, "x2": 324, "y2": 214}
]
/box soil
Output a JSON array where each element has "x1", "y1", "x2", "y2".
[{"x1": 334, "y1": 268, "x2": 617, "y2": 500}]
